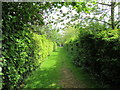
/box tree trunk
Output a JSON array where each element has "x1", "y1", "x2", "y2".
[
  {"x1": 118, "y1": 2, "x2": 120, "y2": 28},
  {"x1": 111, "y1": 1, "x2": 115, "y2": 29}
]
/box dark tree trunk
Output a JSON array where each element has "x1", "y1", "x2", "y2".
[{"x1": 111, "y1": 1, "x2": 115, "y2": 29}]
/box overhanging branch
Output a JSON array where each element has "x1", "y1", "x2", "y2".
[
  {"x1": 98, "y1": 3, "x2": 111, "y2": 6},
  {"x1": 88, "y1": 17, "x2": 111, "y2": 25},
  {"x1": 115, "y1": 2, "x2": 120, "y2": 7},
  {"x1": 115, "y1": 20, "x2": 120, "y2": 26}
]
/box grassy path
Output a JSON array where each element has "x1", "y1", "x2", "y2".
[{"x1": 24, "y1": 47, "x2": 102, "y2": 88}]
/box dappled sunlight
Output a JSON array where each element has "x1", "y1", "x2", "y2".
[
  {"x1": 24, "y1": 48, "x2": 63, "y2": 88},
  {"x1": 3, "y1": 1, "x2": 119, "y2": 89},
  {"x1": 25, "y1": 47, "x2": 103, "y2": 88}
]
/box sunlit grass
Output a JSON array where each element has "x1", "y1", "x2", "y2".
[
  {"x1": 24, "y1": 48, "x2": 62, "y2": 88},
  {"x1": 24, "y1": 47, "x2": 104, "y2": 88}
]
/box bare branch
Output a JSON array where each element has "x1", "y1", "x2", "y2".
[
  {"x1": 98, "y1": 3, "x2": 111, "y2": 6},
  {"x1": 115, "y1": 2, "x2": 120, "y2": 7},
  {"x1": 115, "y1": 20, "x2": 120, "y2": 26},
  {"x1": 88, "y1": 17, "x2": 111, "y2": 25}
]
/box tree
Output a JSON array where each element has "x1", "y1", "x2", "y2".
[
  {"x1": 96, "y1": 0, "x2": 119, "y2": 29},
  {"x1": 70, "y1": 1, "x2": 119, "y2": 29},
  {"x1": 62, "y1": 26, "x2": 79, "y2": 44}
]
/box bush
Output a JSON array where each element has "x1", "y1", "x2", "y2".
[
  {"x1": 2, "y1": 28, "x2": 56, "y2": 89},
  {"x1": 2, "y1": 2, "x2": 57, "y2": 89},
  {"x1": 53, "y1": 42, "x2": 58, "y2": 51},
  {"x1": 2, "y1": 29, "x2": 34, "y2": 89},
  {"x1": 65, "y1": 28, "x2": 120, "y2": 87}
]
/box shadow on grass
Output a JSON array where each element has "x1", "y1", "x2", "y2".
[
  {"x1": 24, "y1": 48, "x2": 63, "y2": 88},
  {"x1": 62, "y1": 48, "x2": 106, "y2": 88},
  {"x1": 24, "y1": 47, "x2": 104, "y2": 88}
]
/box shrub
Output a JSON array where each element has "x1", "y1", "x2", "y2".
[
  {"x1": 2, "y1": 27, "x2": 56, "y2": 89},
  {"x1": 2, "y1": 2, "x2": 57, "y2": 89},
  {"x1": 65, "y1": 28, "x2": 120, "y2": 87},
  {"x1": 53, "y1": 42, "x2": 58, "y2": 51}
]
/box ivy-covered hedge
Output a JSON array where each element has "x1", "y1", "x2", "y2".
[
  {"x1": 65, "y1": 29, "x2": 120, "y2": 87},
  {"x1": 2, "y1": 2, "x2": 57, "y2": 89}
]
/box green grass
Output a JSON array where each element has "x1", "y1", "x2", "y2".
[
  {"x1": 24, "y1": 48, "x2": 62, "y2": 88},
  {"x1": 24, "y1": 47, "x2": 104, "y2": 88}
]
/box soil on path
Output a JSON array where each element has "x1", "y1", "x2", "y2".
[
  {"x1": 58, "y1": 48, "x2": 86, "y2": 88},
  {"x1": 25, "y1": 48, "x2": 100, "y2": 88},
  {"x1": 59, "y1": 66, "x2": 86, "y2": 88}
]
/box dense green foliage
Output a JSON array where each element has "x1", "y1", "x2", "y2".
[
  {"x1": 2, "y1": 2, "x2": 57, "y2": 89},
  {"x1": 32, "y1": 33, "x2": 56, "y2": 64},
  {"x1": 2, "y1": 1, "x2": 120, "y2": 89},
  {"x1": 64, "y1": 25, "x2": 120, "y2": 87}
]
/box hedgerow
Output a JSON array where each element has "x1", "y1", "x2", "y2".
[
  {"x1": 64, "y1": 28, "x2": 120, "y2": 87},
  {"x1": 2, "y1": 2, "x2": 57, "y2": 89}
]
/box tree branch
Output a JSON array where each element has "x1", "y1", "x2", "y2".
[
  {"x1": 98, "y1": 3, "x2": 111, "y2": 6},
  {"x1": 88, "y1": 17, "x2": 111, "y2": 25},
  {"x1": 115, "y1": 20, "x2": 120, "y2": 26},
  {"x1": 115, "y1": 2, "x2": 120, "y2": 7}
]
